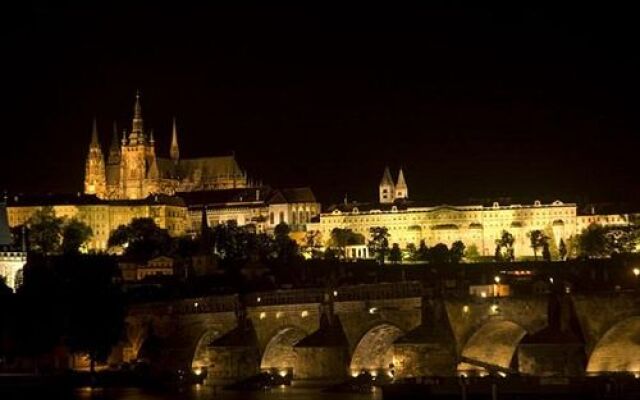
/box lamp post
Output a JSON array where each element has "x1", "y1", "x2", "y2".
[
  {"x1": 633, "y1": 268, "x2": 640, "y2": 291},
  {"x1": 494, "y1": 276, "x2": 501, "y2": 298}
]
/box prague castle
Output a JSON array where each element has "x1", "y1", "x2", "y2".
[
  {"x1": 309, "y1": 167, "x2": 640, "y2": 258},
  {"x1": 4, "y1": 92, "x2": 320, "y2": 253},
  {"x1": 85, "y1": 91, "x2": 252, "y2": 200}
]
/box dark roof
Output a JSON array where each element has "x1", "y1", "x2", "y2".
[
  {"x1": 577, "y1": 202, "x2": 640, "y2": 216},
  {"x1": 270, "y1": 187, "x2": 317, "y2": 204},
  {"x1": 177, "y1": 187, "x2": 274, "y2": 207},
  {"x1": 209, "y1": 320, "x2": 258, "y2": 347}
]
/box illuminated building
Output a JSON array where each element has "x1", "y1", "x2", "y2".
[
  {"x1": 85, "y1": 91, "x2": 255, "y2": 200},
  {"x1": 308, "y1": 167, "x2": 640, "y2": 257},
  {"x1": 0, "y1": 202, "x2": 27, "y2": 290},
  {"x1": 5, "y1": 194, "x2": 187, "y2": 251}
]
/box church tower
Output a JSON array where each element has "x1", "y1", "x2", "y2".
[
  {"x1": 395, "y1": 168, "x2": 408, "y2": 200},
  {"x1": 121, "y1": 91, "x2": 154, "y2": 199},
  {"x1": 379, "y1": 166, "x2": 395, "y2": 204},
  {"x1": 84, "y1": 118, "x2": 107, "y2": 198},
  {"x1": 170, "y1": 117, "x2": 180, "y2": 163}
]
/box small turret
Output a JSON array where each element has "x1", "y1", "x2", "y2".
[
  {"x1": 170, "y1": 117, "x2": 180, "y2": 162},
  {"x1": 379, "y1": 166, "x2": 395, "y2": 204}
]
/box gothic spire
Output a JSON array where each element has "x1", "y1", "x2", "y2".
[
  {"x1": 108, "y1": 122, "x2": 121, "y2": 164},
  {"x1": 395, "y1": 167, "x2": 408, "y2": 199},
  {"x1": 170, "y1": 117, "x2": 180, "y2": 162},
  {"x1": 90, "y1": 117, "x2": 99, "y2": 148},
  {"x1": 130, "y1": 90, "x2": 144, "y2": 144}
]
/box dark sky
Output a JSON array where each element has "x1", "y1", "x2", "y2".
[{"x1": 1, "y1": 4, "x2": 640, "y2": 205}]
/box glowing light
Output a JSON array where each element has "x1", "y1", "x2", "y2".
[
  {"x1": 370, "y1": 370, "x2": 378, "y2": 377},
  {"x1": 276, "y1": 311, "x2": 283, "y2": 319},
  {"x1": 497, "y1": 371, "x2": 507, "y2": 378},
  {"x1": 490, "y1": 304, "x2": 499, "y2": 314},
  {"x1": 549, "y1": 277, "x2": 554, "y2": 284},
  {"x1": 351, "y1": 371, "x2": 359, "y2": 378},
  {"x1": 494, "y1": 276, "x2": 501, "y2": 284},
  {"x1": 257, "y1": 296, "x2": 262, "y2": 303},
  {"x1": 387, "y1": 370, "x2": 394, "y2": 378},
  {"x1": 194, "y1": 302, "x2": 199, "y2": 308},
  {"x1": 634, "y1": 372, "x2": 640, "y2": 379},
  {"x1": 333, "y1": 290, "x2": 338, "y2": 297},
  {"x1": 480, "y1": 291, "x2": 487, "y2": 298},
  {"x1": 260, "y1": 312, "x2": 266, "y2": 320},
  {"x1": 193, "y1": 368, "x2": 203, "y2": 376},
  {"x1": 459, "y1": 372, "x2": 468, "y2": 378},
  {"x1": 301, "y1": 310, "x2": 309, "y2": 318},
  {"x1": 369, "y1": 307, "x2": 378, "y2": 314},
  {"x1": 633, "y1": 268, "x2": 640, "y2": 277},
  {"x1": 462, "y1": 305, "x2": 469, "y2": 313},
  {"x1": 279, "y1": 370, "x2": 287, "y2": 377}
]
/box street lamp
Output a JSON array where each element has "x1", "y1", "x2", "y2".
[
  {"x1": 494, "y1": 276, "x2": 501, "y2": 284},
  {"x1": 633, "y1": 268, "x2": 640, "y2": 278}
]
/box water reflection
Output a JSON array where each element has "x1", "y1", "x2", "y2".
[{"x1": 73, "y1": 385, "x2": 381, "y2": 400}]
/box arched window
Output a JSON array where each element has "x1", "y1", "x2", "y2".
[
  {"x1": 279, "y1": 211, "x2": 285, "y2": 223},
  {"x1": 269, "y1": 212, "x2": 274, "y2": 225}
]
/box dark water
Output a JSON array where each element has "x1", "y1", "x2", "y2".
[{"x1": 70, "y1": 386, "x2": 381, "y2": 400}]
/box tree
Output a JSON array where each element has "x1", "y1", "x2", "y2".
[
  {"x1": 542, "y1": 242, "x2": 552, "y2": 262},
  {"x1": 61, "y1": 219, "x2": 93, "y2": 254},
  {"x1": 450, "y1": 240, "x2": 466, "y2": 264},
  {"x1": 368, "y1": 227, "x2": 390, "y2": 265},
  {"x1": 302, "y1": 230, "x2": 323, "y2": 259},
  {"x1": 63, "y1": 255, "x2": 125, "y2": 375},
  {"x1": 428, "y1": 243, "x2": 450, "y2": 264},
  {"x1": 108, "y1": 218, "x2": 172, "y2": 260},
  {"x1": 330, "y1": 228, "x2": 364, "y2": 260},
  {"x1": 577, "y1": 224, "x2": 610, "y2": 259},
  {"x1": 495, "y1": 230, "x2": 515, "y2": 262},
  {"x1": 416, "y1": 240, "x2": 429, "y2": 262},
  {"x1": 273, "y1": 222, "x2": 299, "y2": 265},
  {"x1": 558, "y1": 238, "x2": 567, "y2": 261},
  {"x1": 406, "y1": 243, "x2": 417, "y2": 261},
  {"x1": 389, "y1": 243, "x2": 402, "y2": 264},
  {"x1": 26, "y1": 207, "x2": 64, "y2": 255},
  {"x1": 528, "y1": 230, "x2": 548, "y2": 261},
  {"x1": 465, "y1": 244, "x2": 480, "y2": 261}
]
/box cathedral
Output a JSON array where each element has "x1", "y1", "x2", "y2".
[{"x1": 84, "y1": 91, "x2": 253, "y2": 200}]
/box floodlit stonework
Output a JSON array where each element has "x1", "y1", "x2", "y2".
[{"x1": 85, "y1": 91, "x2": 253, "y2": 200}]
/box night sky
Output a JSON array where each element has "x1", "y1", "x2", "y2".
[{"x1": 2, "y1": 4, "x2": 640, "y2": 205}]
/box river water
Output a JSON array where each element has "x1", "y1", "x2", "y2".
[{"x1": 71, "y1": 386, "x2": 382, "y2": 400}]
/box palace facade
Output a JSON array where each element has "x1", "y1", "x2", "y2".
[{"x1": 308, "y1": 168, "x2": 639, "y2": 257}]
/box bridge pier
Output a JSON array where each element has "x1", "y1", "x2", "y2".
[
  {"x1": 393, "y1": 298, "x2": 457, "y2": 377},
  {"x1": 518, "y1": 294, "x2": 586, "y2": 376}
]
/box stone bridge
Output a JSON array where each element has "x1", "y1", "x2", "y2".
[{"x1": 115, "y1": 282, "x2": 640, "y2": 380}]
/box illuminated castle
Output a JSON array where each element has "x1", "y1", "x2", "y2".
[{"x1": 84, "y1": 91, "x2": 253, "y2": 200}]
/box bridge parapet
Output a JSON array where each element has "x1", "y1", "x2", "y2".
[
  {"x1": 246, "y1": 288, "x2": 326, "y2": 307},
  {"x1": 334, "y1": 281, "x2": 423, "y2": 302},
  {"x1": 128, "y1": 294, "x2": 240, "y2": 317}
]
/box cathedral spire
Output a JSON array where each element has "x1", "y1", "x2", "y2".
[
  {"x1": 90, "y1": 117, "x2": 99, "y2": 148},
  {"x1": 170, "y1": 117, "x2": 180, "y2": 162},
  {"x1": 130, "y1": 90, "x2": 144, "y2": 145}
]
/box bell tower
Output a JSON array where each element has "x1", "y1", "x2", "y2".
[{"x1": 379, "y1": 166, "x2": 395, "y2": 204}]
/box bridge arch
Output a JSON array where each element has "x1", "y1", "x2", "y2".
[
  {"x1": 349, "y1": 322, "x2": 405, "y2": 375},
  {"x1": 587, "y1": 316, "x2": 640, "y2": 374},
  {"x1": 459, "y1": 320, "x2": 527, "y2": 373},
  {"x1": 260, "y1": 326, "x2": 308, "y2": 373},
  {"x1": 191, "y1": 329, "x2": 224, "y2": 371}
]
